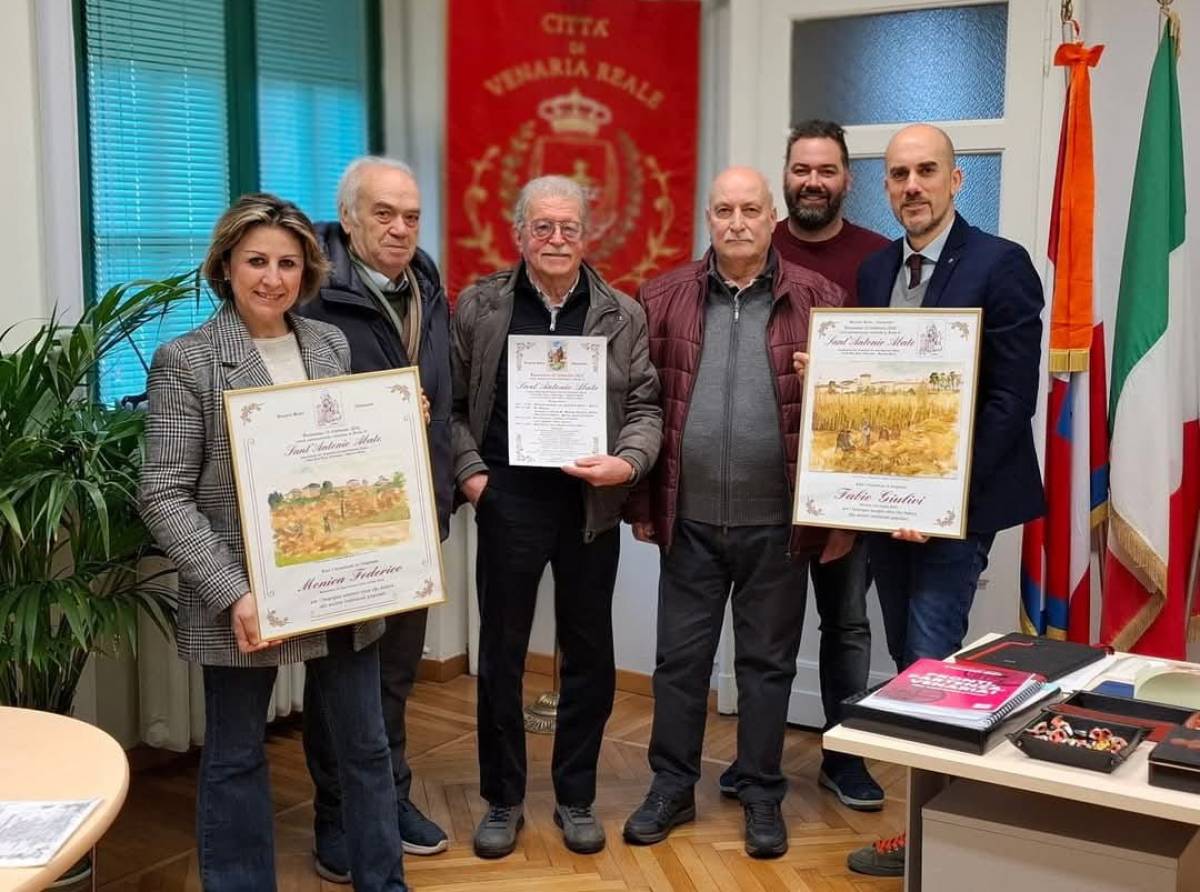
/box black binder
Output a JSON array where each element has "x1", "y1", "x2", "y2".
[{"x1": 955, "y1": 633, "x2": 1107, "y2": 682}]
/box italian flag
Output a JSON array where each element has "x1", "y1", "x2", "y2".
[{"x1": 1101, "y1": 22, "x2": 1198, "y2": 658}]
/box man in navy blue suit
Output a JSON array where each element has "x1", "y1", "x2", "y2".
[{"x1": 841, "y1": 123, "x2": 1046, "y2": 877}]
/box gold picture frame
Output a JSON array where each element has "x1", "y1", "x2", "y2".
[
  {"x1": 793, "y1": 307, "x2": 983, "y2": 539},
  {"x1": 223, "y1": 367, "x2": 446, "y2": 641}
]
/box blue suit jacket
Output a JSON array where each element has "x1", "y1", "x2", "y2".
[{"x1": 857, "y1": 213, "x2": 1046, "y2": 534}]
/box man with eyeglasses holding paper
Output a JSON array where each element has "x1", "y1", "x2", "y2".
[{"x1": 450, "y1": 175, "x2": 661, "y2": 859}]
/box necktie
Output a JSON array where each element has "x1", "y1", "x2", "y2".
[{"x1": 906, "y1": 253, "x2": 925, "y2": 289}]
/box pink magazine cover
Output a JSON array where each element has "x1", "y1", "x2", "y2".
[{"x1": 873, "y1": 658, "x2": 1042, "y2": 714}]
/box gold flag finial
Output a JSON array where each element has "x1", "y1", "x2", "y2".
[{"x1": 1159, "y1": 0, "x2": 1182, "y2": 56}]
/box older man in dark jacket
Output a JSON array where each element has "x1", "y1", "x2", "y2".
[
  {"x1": 453, "y1": 175, "x2": 661, "y2": 860},
  {"x1": 297, "y1": 156, "x2": 453, "y2": 880},
  {"x1": 622, "y1": 167, "x2": 848, "y2": 860}
]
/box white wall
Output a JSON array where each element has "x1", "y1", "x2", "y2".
[
  {"x1": 6, "y1": 0, "x2": 1198, "y2": 738},
  {"x1": 0, "y1": 0, "x2": 49, "y2": 343}
]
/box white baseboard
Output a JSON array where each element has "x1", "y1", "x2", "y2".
[
  {"x1": 786, "y1": 659, "x2": 893, "y2": 727},
  {"x1": 719, "y1": 658, "x2": 892, "y2": 725}
]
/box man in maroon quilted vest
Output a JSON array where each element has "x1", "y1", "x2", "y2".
[{"x1": 621, "y1": 166, "x2": 850, "y2": 859}]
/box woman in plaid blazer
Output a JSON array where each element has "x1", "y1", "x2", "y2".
[{"x1": 139, "y1": 194, "x2": 409, "y2": 891}]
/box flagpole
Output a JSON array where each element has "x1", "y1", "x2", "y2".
[{"x1": 1159, "y1": 0, "x2": 1198, "y2": 640}]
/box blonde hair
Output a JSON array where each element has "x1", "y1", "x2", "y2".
[{"x1": 202, "y1": 193, "x2": 331, "y2": 302}]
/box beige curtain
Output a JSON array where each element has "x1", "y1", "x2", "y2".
[{"x1": 137, "y1": 556, "x2": 304, "y2": 750}]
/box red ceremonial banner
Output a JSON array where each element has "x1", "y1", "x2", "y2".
[{"x1": 445, "y1": 0, "x2": 701, "y2": 300}]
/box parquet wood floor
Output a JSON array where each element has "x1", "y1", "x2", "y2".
[{"x1": 89, "y1": 672, "x2": 905, "y2": 891}]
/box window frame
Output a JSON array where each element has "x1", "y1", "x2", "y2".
[
  {"x1": 732, "y1": 0, "x2": 1057, "y2": 254},
  {"x1": 71, "y1": 0, "x2": 384, "y2": 344}
]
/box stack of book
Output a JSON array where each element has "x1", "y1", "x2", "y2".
[{"x1": 844, "y1": 658, "x2": 1055, "y2": 752}]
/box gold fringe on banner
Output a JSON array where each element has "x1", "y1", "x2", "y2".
[
  {"x1": 1019, "y1": 606, "x2": 1040, "y2": 637},
  {"x1": 1110, "y1": 508, "x2": 1168, "y2": 595},
  {"x1": 1106, "y1": 509, "x2": 1169, "y2": 650},
  {"x1": 1189, "y1": 613, "x2": 1200, "y2": 643},
  {"x1": 1047, "y1": 348, "x2": 1091, "y2": 373},
  {"x1": 1109, "y1": 592, "x2": 1166, "y2": 651}
]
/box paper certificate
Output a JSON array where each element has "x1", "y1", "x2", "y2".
[
  {"x1": 507, "y1": 335, "x2": 607, "y2": 467},
  {"x1": 224, "y1": 368, "x2": 446, "y2": 641},
  {"x1": 793, "y1": 308, "x2": 982, "y2": 539},
  {"x1": 0, "y1": 799, "x2": 100, "y2": 867}
]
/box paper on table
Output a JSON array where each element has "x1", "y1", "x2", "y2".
[
  {"x1": 0, "y1": 799, "x2": 101, "y2": 868},
  {"x1": 1054, "y1": 652, "x2": 1121, "y2": 693}
]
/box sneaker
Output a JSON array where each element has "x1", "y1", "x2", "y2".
[
  {"x1": 312, "y1": 824, "x2": 351, "y2": 885},
  {"x1": 554, "y1": 803, "x2": 606, "y2": 854},
  {"x1": 312, "y1": 850, "x2": 351, "y2": 885},
  {"x1": 622, "y1": 789, "x2": 696, "y2": 845},
  {"x1": 473, "y1": 802, "x2": 524, "y2": 859},
  {"x1": 847, "y1": 832, "x2": 906, "y2": 877},
  {"x1": 818, "y1": 755, "x2": 885, "y2": 811},
  {"x1": 743, "y1": 800, "x2": 788, "y2": 859},
  {"x1": 717, "y1": 763, "x2": 738, "y2": 799},
  {"x1": 398, "y1": 798, "x2": 449, "y2": 855}
]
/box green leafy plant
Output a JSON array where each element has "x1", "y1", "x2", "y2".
[{"x1": 0, "y1": 274, "x2": 204, "y2": 711}]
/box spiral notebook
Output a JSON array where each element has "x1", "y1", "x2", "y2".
[{"x1": 857, "y1": 658, "x2": 1051, "y2": 730}]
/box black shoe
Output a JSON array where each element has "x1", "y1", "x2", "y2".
[
  {"x1": 473, "y1": 802, "x2": 524, "y2": 859},
  {"x1": 622, "y1": 789, "x2": 696, "y2": 845},
  {"x1": 398, "y1": 798, "x2": 449, "y2": 855},
  {"x1": 743, "y1": 800, "x2": 788, "y2": 859},
  {"x1": 717, "y1": 762, "x2": 738, "y2": 799}
]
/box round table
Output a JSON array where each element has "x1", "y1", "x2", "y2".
[{"x1": 0, "y1": 707, "x2": 129, "y2": 892}]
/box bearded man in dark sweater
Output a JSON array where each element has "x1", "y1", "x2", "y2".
[{"x1": 622, "y1": 167, "x2": 849, "y2": 859}]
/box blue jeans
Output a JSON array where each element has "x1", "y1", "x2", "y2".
[
  {"x1": 197, "y1": 635, "x2": 406, "y2": 891},
  {"x1": 868, "y1": 532, "x2": 995, "y2": 671}
]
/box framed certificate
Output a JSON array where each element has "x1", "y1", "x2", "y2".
[
  {"x1": 507, "y1": 334, "x2": 607, "y2": 467},
  {"x1": 793, "y1": 308, "x2": 983, "y2": 539},
  {"x1": 223, "y1": 367, "x2": 446, "y2": 641}
]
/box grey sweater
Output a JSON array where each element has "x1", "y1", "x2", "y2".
[{"x1": 677, "y1": 267, "x2": 790, "y2": 526}]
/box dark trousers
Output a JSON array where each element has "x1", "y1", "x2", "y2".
[
  {"x1": 648, "y1": 521, "x2": 809, "y2": 804},
  {"x1": 475, "y1": 484, "x2": 620, "y2": 806},
  {"x1": 868, "y1": 532, "x2": 996, "y2": 671},
  {"x1": 197, "y1": 636, "x2": 405, "y2": 892},
  {"x1": 303, "y1": 608, "x2": 428, "y2": 843},
  {"x1": 810, "y1": 542, "x2": 872, "y2": 734}
]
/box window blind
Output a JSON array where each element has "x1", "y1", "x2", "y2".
[
  {"x1": 255, "y1": 0, "x2": 371, "y2": 222},
  {"x1": 84, "y1": 0, "x2": 228, "y2": 405},
  {"x1": 82, "y1": 0, "x2": 375, "y2": 404}
]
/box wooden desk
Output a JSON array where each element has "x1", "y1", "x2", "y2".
[
  {"x1": 824, "y1": 646, "x2": 1200, "y2": 891},
  {"x1": 0, "y1": 708, "x2": 129, "y2": 892}
]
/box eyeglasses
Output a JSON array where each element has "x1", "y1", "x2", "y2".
[{"x1": 525, "y1": 219, "x2": 584, "y2": 242}]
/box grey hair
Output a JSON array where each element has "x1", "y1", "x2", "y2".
[
  {"x1": 512, "y1": 176, "x2": 588, "y2": 229},
  {"x1": 336, "y1": 156, "x2": 416, "y2": 220}
]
